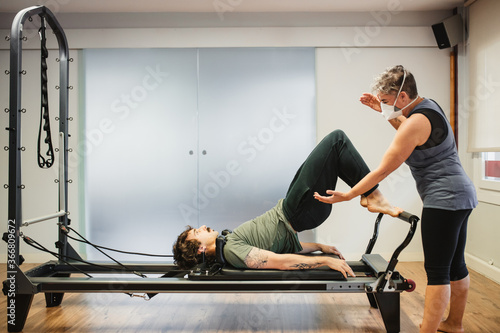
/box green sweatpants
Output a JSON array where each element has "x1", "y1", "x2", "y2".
[{"x1": 282, "y1": 130, "x2": 377, "y2": 232}]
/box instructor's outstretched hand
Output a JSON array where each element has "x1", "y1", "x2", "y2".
[
  {"x1": 314, "y1": 188, "x2": 404, "y2": 218},
  {"x1": 313, "y1": 190, "x2": 348, "y2": 204}
]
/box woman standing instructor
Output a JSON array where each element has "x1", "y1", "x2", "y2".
[{"x1": 315, "y1": 65, "x2": 477, "y2": 333}]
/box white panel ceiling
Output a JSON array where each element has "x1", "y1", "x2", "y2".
[{"x1": 0, "y1": 0, "x2": 464, "y2": 13}]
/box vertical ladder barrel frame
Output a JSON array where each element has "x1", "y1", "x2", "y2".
[
  {"x1": 3, "y1": 5, "x2": 420, "y2": 333},
  {"x1": 6, "y1": 5, "x2": 70, "y2": 332}
]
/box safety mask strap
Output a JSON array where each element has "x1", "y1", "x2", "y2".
[{"x1": 393, "y1": 70, "x2": 407, "y2": 111}]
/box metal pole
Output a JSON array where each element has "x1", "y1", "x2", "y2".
[
  {"x1": 22, "y1": 211, "x2": 67, "y2": 227},
  {"x1": 7, "y1": 6, "x2": 70, "y2": 332}
]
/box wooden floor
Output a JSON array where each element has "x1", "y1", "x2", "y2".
[{"x1": 1, "y1": 262, "x2": 499, "y2": 332}]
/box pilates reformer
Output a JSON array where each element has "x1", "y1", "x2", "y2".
[
  {"x1": 3, "y1": 5, "x2": 419, "y2": 333},
  {"x1": 6, "y1": 215, "x2": 419, "y2": 333}
]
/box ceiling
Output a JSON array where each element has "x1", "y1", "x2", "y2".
[
  {"x1": 0, "y1": 0, "x2": 465, "y2": 29},
  {"x1": 0, "y1": 0, "x2": 465, "y2": 13}
]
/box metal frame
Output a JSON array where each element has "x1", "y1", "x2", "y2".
[
  {"x1": 4, "y1": 6, "x2": 420, "y2": 333},
  {"x1": 8, "y1": 5, "x2": 71, "y2": 253},
  {"x1": 6, "y1": 5, "x2": 70, "y2": 333}
]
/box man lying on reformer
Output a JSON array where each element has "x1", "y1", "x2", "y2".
[{"x1": 173, "y1": 130, "x2": 403, "y2": 278}]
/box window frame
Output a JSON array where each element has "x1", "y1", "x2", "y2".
[{"x1": 474, "y1": 152, "x2": 500, "y2": 205}]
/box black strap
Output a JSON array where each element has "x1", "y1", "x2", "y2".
[{"x1": 37, "y1": 16, "x2": 55, "y2": 169}]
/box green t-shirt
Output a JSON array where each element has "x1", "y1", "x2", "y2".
[{"x1": 223, "y1": 199, "x2": 303, "y2": 268}]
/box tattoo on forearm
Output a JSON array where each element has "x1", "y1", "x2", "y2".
[
  {"x1": 290, "y1": 262, "x2": 322, "y2": 270},
  {"x1": 245, "y1": 248, "x2": 269, "y2": 269}
]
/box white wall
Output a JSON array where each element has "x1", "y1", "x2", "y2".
[
  {"x1": 1, "y1": 23, "x2": 448, "y2": 263},
  {"x1": 460, "y1": 0, "x2": 500, "y2": 283}
]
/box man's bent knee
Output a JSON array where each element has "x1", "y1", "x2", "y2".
[{"x1": 328, "y1": 129, "x2": 347, "y2": 141}]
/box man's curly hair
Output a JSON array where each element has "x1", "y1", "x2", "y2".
[{"x1": 173, "y1": 226, "x2": 202, "y2": 270}]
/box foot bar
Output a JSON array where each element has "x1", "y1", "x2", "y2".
[
  {"x1": 22, "y1": 210, "x2": 67, "y2": 227},
  {"x1": 397, "y1": 211, "x2": 419, "y2": 224},
  {"x1": 376, "y1": 212, "x2": 419, "y2": 292},
  {"x1": 365, "y1": 211, "x2": 419, "y2": 255}
]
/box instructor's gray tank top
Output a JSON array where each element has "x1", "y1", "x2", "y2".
[{"x1": 405, "y1": 99, "x2": 477, "y2": 210}]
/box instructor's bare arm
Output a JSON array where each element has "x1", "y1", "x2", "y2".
[{"x1": 244, "y1": 247, "x2": 355, "y2": 278}]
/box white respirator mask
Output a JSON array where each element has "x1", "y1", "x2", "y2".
[{"x1": 380, "y1": 70, "x2": 418, "y2": 120}]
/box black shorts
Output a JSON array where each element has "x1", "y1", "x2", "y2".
[{"x1": 421, "y1": 207, "x2": 472, "y2": 285}]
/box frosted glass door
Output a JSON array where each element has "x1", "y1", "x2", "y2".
[
  {"x1": 196, "y1": 48, "x2": 316, "y2": 232},
  {"x1": 83, "y1": 48, "x2": 316, "y2": 261},
  {"x1": 83, "y1": 49, "x2": 198, "y2": 260}
]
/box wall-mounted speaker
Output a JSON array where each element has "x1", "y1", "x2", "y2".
[{"x1": 432, "y1": 14, "x2": 464, "y2": 49}]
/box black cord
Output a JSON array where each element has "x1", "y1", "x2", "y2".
[
  {"x1": 22, "y1": 234, "x2": 147, "y2": 276},
  {"x1": 23, "y1": 234, "x2": 159, "y2": 300},
  {"x1": 23, "y1": 224, "x2": 174, "y2": 280},
  {"x1": 22, "y1": 235, "x2": 92, "y2": 278},
  {"x1": 65, "y1": 226, "x2": 173, "y2": 258},
  {"x1": 59, "y1": 226, "x2": 146, "y2": 278}
]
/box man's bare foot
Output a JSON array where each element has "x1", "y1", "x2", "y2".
[
  {"x1": 360, "y1": 195, "x2": 368, "y2": 208},
  {"x1": 364, "y1": 189, "x2": 403, "y2": 217},
  {"x1": 437, "y1": 320, "x2": 464, "y2": 333}
]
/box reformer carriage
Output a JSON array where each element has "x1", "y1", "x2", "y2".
[{"x1": 3, "y1": 6, "x2": 419, "y2": 333}]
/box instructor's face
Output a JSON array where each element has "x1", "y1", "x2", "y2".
[{"x1": 378, "y1": 93, "x2": 398, "y2": 107}]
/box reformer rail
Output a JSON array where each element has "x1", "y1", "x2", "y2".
[{"x1": 3, "y1": 6, "x2": 420, "y2": 333}]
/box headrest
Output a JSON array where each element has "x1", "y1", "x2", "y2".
[{"x1": 215, "y1": 229, "x2": 232, "y2": 266}]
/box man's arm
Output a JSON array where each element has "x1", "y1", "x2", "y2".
[
  {"x1": 298, "y1": 242, "x2": 345, "y2": 259},
  {"x1": 297, "y1": 242, "x2": 321, "y2": 253},
  {"x1": 244, "y1": 247, "x2": 355, "y2": 278}
]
